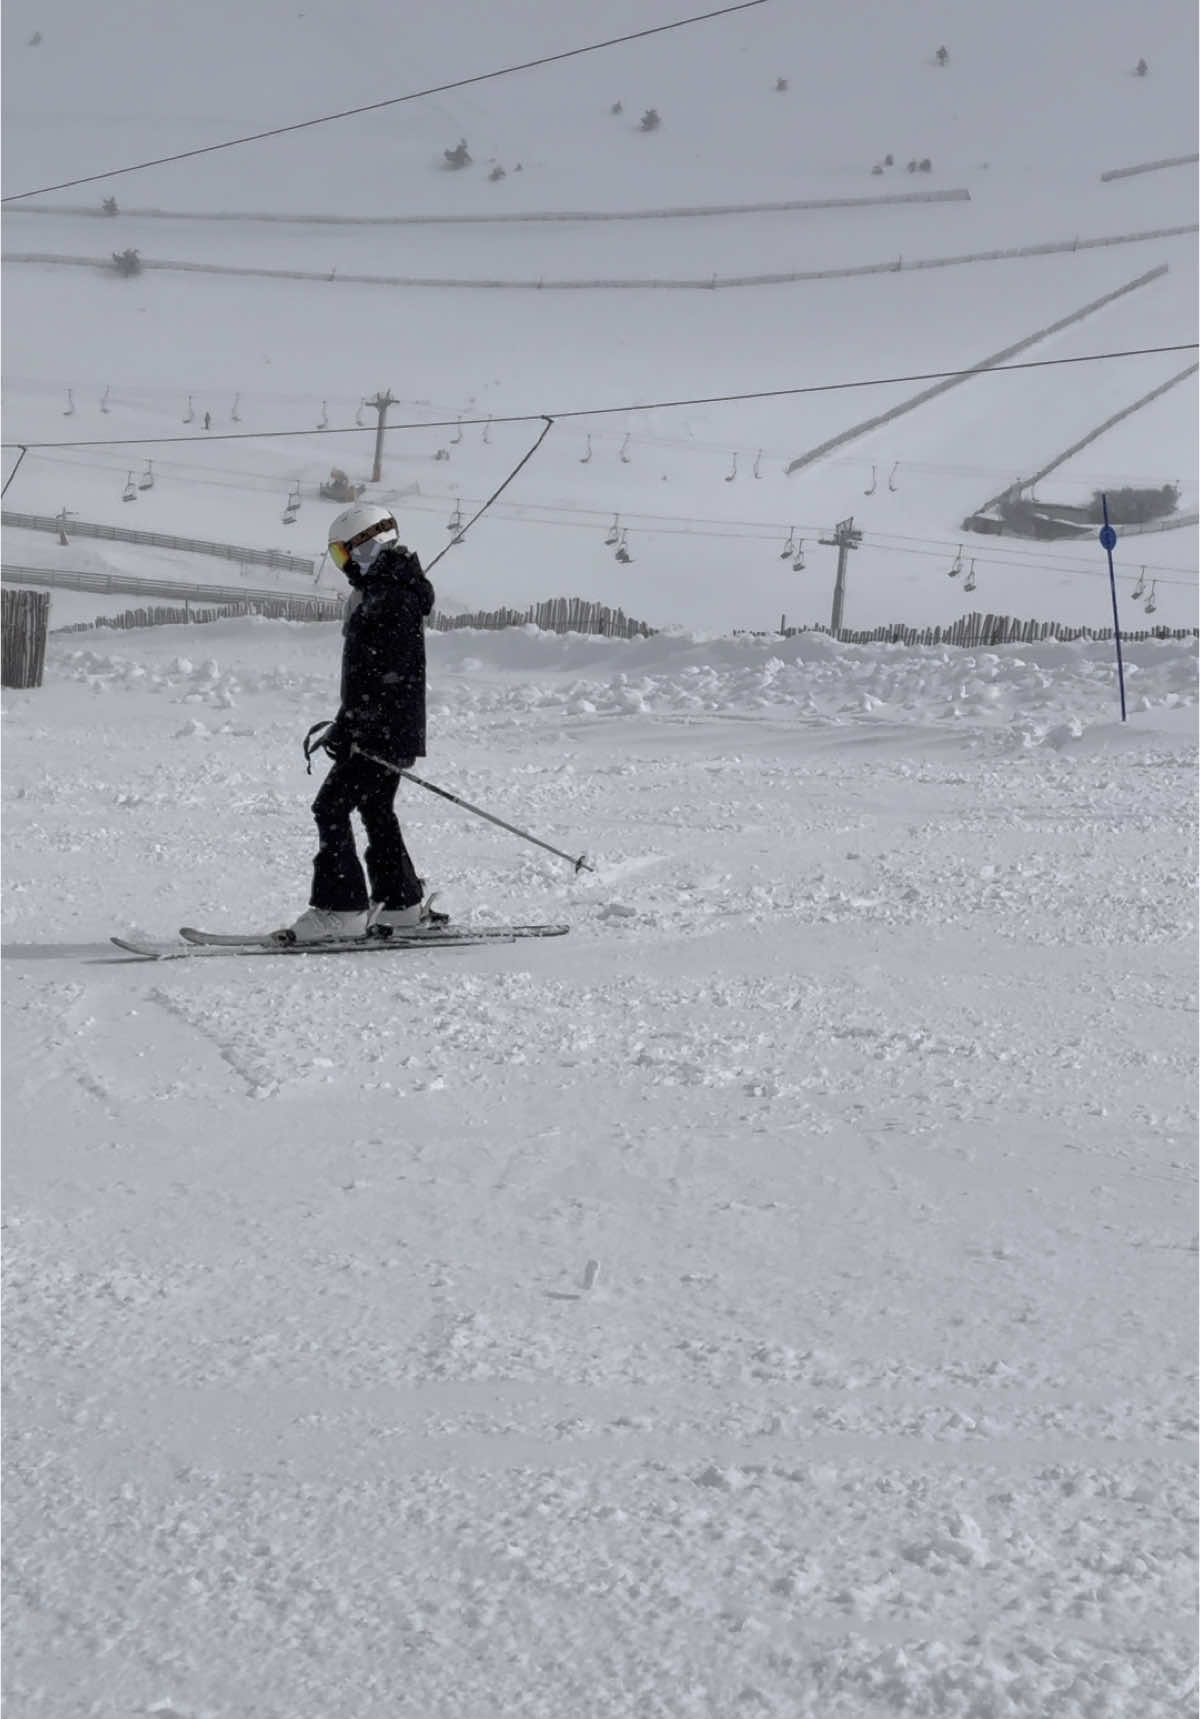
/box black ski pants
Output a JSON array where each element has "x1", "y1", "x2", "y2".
[{"x1": 310, "y1": 752, "x2": 423, "y2": 912}]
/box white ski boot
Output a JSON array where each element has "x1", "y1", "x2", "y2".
[{"x1": 279, "y1": 906, "x2": 368, "y2": 944}]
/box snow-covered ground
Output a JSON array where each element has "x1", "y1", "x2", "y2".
[
  {"x1": 3, "y1": 1, "x2": 1198, "y2": 1713},
  {"x1": 3, "y1": 619, "x2": 1197, "y2": 1717}
]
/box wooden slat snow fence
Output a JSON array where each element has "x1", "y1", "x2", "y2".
[
  {"x1": 7, "y1": 188, "x2": 973, "y2": 224},
  {"x1": 6, "y1": 220, "x2": 1193, "y2": 291},
  {"x1": 428, "y1": 598, "x2": 655, "y2": 639},
  {"x1": 1100, "y1": 153, "x2": 1199, "y2": 182},
  {"x1": 2, "y1": 510, "x2": 314, "y2": 576},
  {"x1": 782, "y1": 612, "x2": 1199, "y2": 647},
  {"x1": 36, "y1": 593, "x2": 1199, "y2": 651},
  {"x1": 48, "y1": 594, "x2": 656, "y2": 640},
  {"x1": 2, "y1": 589, "x2": 50, "y2": 687},
  {"x1": 54, "y1": 597, "x2": 345, "y2": 633},
  {"x1": 3, "y1": 564, "x2": 339, "y2": 612}
]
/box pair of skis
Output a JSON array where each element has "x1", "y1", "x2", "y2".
[
  {"x1": 111, "y1": 922, "x2": 569, "y2": 961},
  {"x1": 110, "y1": 754, "x2": 588, "y2": 962},
  {"x1": 106, "y1": 750, "x2": 593, "y2": 960}
]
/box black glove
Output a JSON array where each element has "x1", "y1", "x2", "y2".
[
  {"x1": 323, "y1": 720, "x2": 352, "y2": 761},
  {"x1": 302, "y1": 718, "x2": 352, "y2": 773}
]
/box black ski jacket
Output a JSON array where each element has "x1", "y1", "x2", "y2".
[{"x1": 335, "y1": 544, "x2": 435, "y2": 761}]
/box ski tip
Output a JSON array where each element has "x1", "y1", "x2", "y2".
[{"x1": 111, "y1": 936, "x2": 162, "y2": 958}]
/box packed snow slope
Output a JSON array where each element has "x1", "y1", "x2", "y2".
[
  {"x1": 3, "y1": 619, "x2": 1197, "y2": 1717},
  {"x1": 3, "y1": 0, "x2": 1198, "y2": 632}
]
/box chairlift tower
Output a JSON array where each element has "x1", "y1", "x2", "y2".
[
  {"x1": 818, "y1": 516, "x2": 863, "y2": 635},
  {"x1": 365, "y1": 389, "x2": 397, "y2": 484}
]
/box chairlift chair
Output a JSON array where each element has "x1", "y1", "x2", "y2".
[
  {"x1": 317, "y1": 401, "x2": 328, "y2": 430},
  {"x1": 614, "y1": 528, "x2": 633, "y2": 563},
  {"x1": 779, "y1": 526, "x2": 796, "y2": 559},
  {"x1": 864, "y1": 464, "x2": 877, "y2": 496},
  {"x1": 725, "y1": 452, "x2": 738, "y2": 483},
  {"x1": 138, "y1": 460, "x2": 154, "y2": 490},
  {"x1": 753, "y1": 450, "x2": 763, "y2": 479},
  {"x1": 619, "y1": 434, "x2": 631, "y2": 464},
  {"x1": 483, "y1": 416, "x2": 492, "y2": 444},
  {"x1": 962, "y1": 558, "x2": 976, "y2": 593},
  {"x1": 1131, "y1": 566, "x2": 1147, "y2": 599},
  {"x1": 887, "y1": 462, "x2": 899, "y2": 492},
  {"x1": 448, "y1": 501, "x2": 464, "y2": 532},
  {"x1": 231, "y1": 394, "x2": 241, "y2": 423},
  {"x1": 605, "y1": 514, "x2": 620, "y2": 546},
  {"x1": 948, "y1": 545, "x2": 963, "y2": 578},
  {"x1": 183, "y1": 396, "x2": 194, "y2": 424},
  {"x1": 63, "y1": 389, "x2": 75, "y2": 416},
  {"x1": 579, "y1": 435, "x2": 593, "y2": 464},
  {"x1": 1144, "y1": 581, "x2": 1158, "y2": 614},
  {"x1": 451, "y1": 418, "x2": 463, "y2": 445},
  {"x1": 792, "y1": 539, "x2": 806, "y2": 571},
  {"x1": 100, "y1": 385, "x2": 111, "y2": 415},
  {"x1": 282, "y1": 505, "x2": 298, "y2": 525},
  {"x1": 122, "y1": 472, "x2": 137, "y2": 502}
]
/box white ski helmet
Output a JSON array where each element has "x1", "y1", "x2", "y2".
[{"x1": 327, "y1": 501, "x2": 399, "y2": 571}]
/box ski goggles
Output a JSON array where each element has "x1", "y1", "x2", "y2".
[{"x1": 328, "y1": 516, "x2": 398, "y2": 571}]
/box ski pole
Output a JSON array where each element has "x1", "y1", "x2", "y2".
[{"x1": 355, "y1": 746, "x2": 595, "y2": 874}]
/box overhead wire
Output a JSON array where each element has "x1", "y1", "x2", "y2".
[
  {"x1": 0, "y1": 1, "x2": 769, "y2": 203},
  {"x1": 14, "y1": 442, "x2": 1198, "y2": 583},
  {"x1": 8, "y1": 416, "x2": 1195, "y2": 588},
  {"x1": 424, "y1": 416, "x2": 554, "y2": 574},
  {"x1": 16, "y1": 428, "x2": 1196, "y2": 518},
  {"x1": 3, "y1": 342, "x2": 1197, "y2": 451},
  {"x1": 16, "y1": 410, "x2": 1195, "y2": 501},
  {"x1": 13, "y1": 430, "x2": 1193, "y2": 581},
  {"x1": 7, "y1": 350, "x2": 1194, "y2": 596},
  {"x1": 855, "y1": 536, "x2": 1196, "y2": 589},
  {"x1": 9, "y1": 381, "x2": 1182, "y2": 491},
  {"x1": 385, "y1": 493, "x2": 1200, "y2": 586}
]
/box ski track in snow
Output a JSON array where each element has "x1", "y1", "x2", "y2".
[{"x1": 3, "y1": 622, "x2": 1197, "y2": 1719}]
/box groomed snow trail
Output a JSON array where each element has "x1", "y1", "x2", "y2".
[{"x1": 3, "y1": 623, "x2": 1197, "y2": 1718}]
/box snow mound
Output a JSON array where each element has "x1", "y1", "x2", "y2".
[{"x1": 48, "y1": 621, "x2": 1197, "y2": 752}]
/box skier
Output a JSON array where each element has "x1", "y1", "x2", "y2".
[{"x1": 280, "y1": 502, "x2": 436, "y2": 944}]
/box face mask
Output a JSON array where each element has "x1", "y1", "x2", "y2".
[{"x1": 351, "y1": 534, "x2": 391, "y2": 574}]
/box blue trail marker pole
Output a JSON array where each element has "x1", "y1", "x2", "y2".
[{"x1": 1098, "y1": 493, "x2": 1127, "y2": 722}]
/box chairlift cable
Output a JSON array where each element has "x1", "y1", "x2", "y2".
[
  {"x1": 0, "y1": 2, "x2": 769, "y2": 202},
  {"x1": 5, "y1": 344, "x2": 1195, "y2": 450}
]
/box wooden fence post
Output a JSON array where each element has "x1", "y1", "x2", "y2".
[{"x1": 2, "y1": 589, "x2": 50, "y2": 688}]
